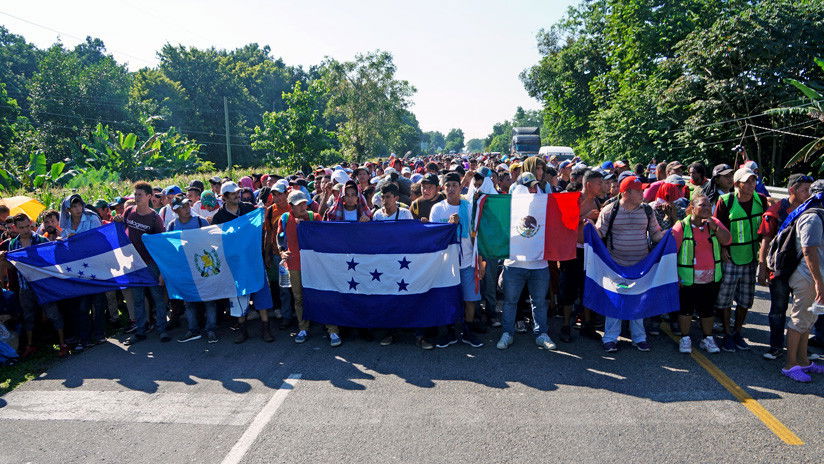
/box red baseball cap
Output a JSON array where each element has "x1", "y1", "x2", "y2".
[{"x1": 619, "y1": 176, "x2": 646, "y2": 193}]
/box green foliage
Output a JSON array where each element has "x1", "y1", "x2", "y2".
[
  {"x1": 77, "y1": 122, "x2": 203, "y2": 181},
  {"x1": 422, "y1": 131, "x2": 446, "y2": 154},
  {"x1": 320, "y1": 50, "x2": 416, "y2": 160},
  {"x1": 444, "y1": 128, "x2": 465, "y2": 153},
  {"x1": 466, "y1": 138, "x2": 484, "y2": 152},
  {"x1": 482, "y1": 107, "x2": 542, "y2": 153},
  {"x1": 521, "y1": 0, "x2": 824, "y2": 181},
  {"x1": 251, "y1": 81, "x2": 335, "y2": 170},
  {"x1": 770, "y1": 58, "x2": 824, "y2": 173}
]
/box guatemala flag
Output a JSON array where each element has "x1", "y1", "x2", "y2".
[
  {"x1": 583, "y1": 223, "x2": 679, "y2": 319},
  {"x1": 6, "y1": 223, "x2": 158, "y2": 304},
  {"x1": 142, "y1": 208, "x2": 265, "y2": 302},
  {"x1": 298, "y1": 221, "x2": 463, "y2": 328}
]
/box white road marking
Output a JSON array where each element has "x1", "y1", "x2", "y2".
[
  {"x1": 0, "y1": 390, "x2": 270, "y2": 425},
  {"x1": 221, "y1": 373, "x2": 301, "y2": 464}
]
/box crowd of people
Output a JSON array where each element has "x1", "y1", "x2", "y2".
[{"x1": 0, "y1": 150, "x2": 823, "y2": 382}]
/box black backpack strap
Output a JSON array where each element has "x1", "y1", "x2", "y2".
[{"x1": 603, "y1": 202, "x2": 620, "y2": 249}]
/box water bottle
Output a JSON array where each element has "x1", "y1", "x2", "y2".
[
  {"x1": 278, "y1": 259, "x2": 291, "y2": 288},
  {"x1": 810, "y1": 302, "x2": 824, "y2": 316}
]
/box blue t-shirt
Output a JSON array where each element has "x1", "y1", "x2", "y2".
[{"x1": 168, "y1": 215, "x2": 207, "y2": 231}]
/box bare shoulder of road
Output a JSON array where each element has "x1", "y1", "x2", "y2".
[{"x1": 0, "y1": 290, "x2": 821, "y2": 464}]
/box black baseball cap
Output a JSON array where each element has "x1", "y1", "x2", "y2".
[
  {"x1": 421, "y1": 174, "x2": 440, "y2": 186},
  {"x1": 188, "y1": 180, "x2": 205, "y2": 192},
  {"x1": 712, "y1": 164, "x2": 734, "y2": 177}
]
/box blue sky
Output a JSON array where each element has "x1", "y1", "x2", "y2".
[{"x1": 0, "y1": 0, "x2": 577, "y2": 140}]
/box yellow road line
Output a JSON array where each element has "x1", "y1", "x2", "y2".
[{"x1": 662, "y1": 324, "x2": 804, "y2": 445}]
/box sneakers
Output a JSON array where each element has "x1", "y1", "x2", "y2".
[
  {"x1": 380, "y1": 335, "x2": 394, "y2": 346},
  {"x1": 58, "y1": 344, "x2": 70, "y2": 357},
  {"x1": 762, "y1": 348, "x2": 784, "y2": 360},
  {"x1": 490, "y1": 317, "x2": 502, "y2": 328},
  {"x1": 123, "y1": 334, "x2": 146, "y2": 346},
  {"x1": 177, "y1": 331, "x2": 202, "y2": 343},
  {"x1": 515, "y1": 320, "x2": 528, "y2": 334},
  {"x1": 603, "y1": 341, "x2": 618, "y2": 353},
  {"x1": 536, "y1": 334, "x2": 556, "y2": 350},
  {"x1": 781, "y1": 365, "x2": 812, "y2": 382},
  {"x1": 330, "y1": 333, "x2": 342, "y2": 347},
  {"x1": 234, "y1": 323, "x2": 248, "y2": 344},
  {"x1": 497, "y1": 332, "x2": 514, "y2": 350},
  {"x1": 435, "y1": 333, "x2": 459, "y2": 348},
  {"x1": 559, "y1": 325, "x2": 572, "y2": 343},
  {"x1": 207, "y1": 331, "x2": 219, "y2": 344},
  {"x1": 416, "y1": 336, "x2": 434, "y2": 350},
  {"x1": 679, "y1": 336, "x2": 692, "y2": 353},
  {"x1": 295, "y1": 330, "x2": 308, "y2": 344},
  {"x1": 159, "y1": 332, "x2": 171, "y2": 343},
  {"x1": 732, "y1": 332, "x2": 750, "y2": 351},
  {"x1": 461, "y1": 331, "x2": 484, "y2": 348},
  {"x1": 802, "y1": 362, "x2": 824, "y2": 375},
  {"x1": 700, "y1": 336, "x2": 720, "y2": 354},
  {"x1": 720, "y1": 335, "x2": 736, "y2": 352},
  {"x1": 633, "y1": 341, "x2": 651, "y2": 352}
]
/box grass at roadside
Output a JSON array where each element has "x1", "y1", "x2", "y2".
[
  {"x1": 0, "y1": 344, "x2": 59, "y2": 396},
  {"x1": 3, "y1": 167, "x2": 285, "y2": 210}
]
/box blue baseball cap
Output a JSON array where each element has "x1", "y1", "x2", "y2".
[
  {"x1": 601, "y1": 161, "x2": 614, "y2": 170},
  {"x1": 163, "y1": 185, "x2": 182, "y2": 196}
]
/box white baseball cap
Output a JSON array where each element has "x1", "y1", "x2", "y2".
[
  {"x1": 220, "y1": 181, "x2": 240, "y2": 194},
  {"x1": 733, "y1": 168, "x2": 757, "y2": 184}
]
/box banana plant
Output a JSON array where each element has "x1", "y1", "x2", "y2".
[{"x1": 0, "y1": 153, "x2": 75, "y2": 192}]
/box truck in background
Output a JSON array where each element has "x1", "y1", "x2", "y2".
[
  {"x1": 511, "y1": 127, "x2": 540, "y2": 156},
  {"x1": 539, "y1": 145, "x2": 575, "y2": 162}
]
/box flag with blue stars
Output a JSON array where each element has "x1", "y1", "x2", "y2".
[
  {"x1": 298, "y1": 220, "x2": 463, "y2": 328},
  {"x1": 6, "y1": 223, "x2": 158, "y2": 304}
]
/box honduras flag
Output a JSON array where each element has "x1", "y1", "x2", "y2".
[
  {"x1": 6, "y1": 223, "x2": 158, "y2": 304},
  {"x1": 298, "y1": 221, "x2": 463, "y2": 328},
  {"x1": 583, "y1": 223, "x2": 679, "y2": 319},
  {"x1": 142, "y1": 209, "x2": 265, "y2": 302}
]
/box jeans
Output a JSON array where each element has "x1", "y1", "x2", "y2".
[
  {"x1": 279, "y1": 287, "x2": 293, "y2": 320},
  {"x1": 767, "y1": 278, "x2": 791, "y2": 350},
  {"x1": 602, "y1": 318, "x2": 646, "y2": 344},
  {"x1": 501, "y1": 266, "x2": 549, "y2": 336},
  {"x1": 184, "y1": 301, "x2": 217, "y2": 333},
  {"x1": 481, "y1": 257, "x2": 500, "y2": 317},
  {"x1": 80, "y1": 293, "x2": 109, "y2": 341},
  {"x1": 133, "y1": 262, "x2": 168, "y2": 336}
]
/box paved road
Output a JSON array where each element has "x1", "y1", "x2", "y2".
[{"x1": 0, "y1": 287, "x2": 822, "y2": 463}]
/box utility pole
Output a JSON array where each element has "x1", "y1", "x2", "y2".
[{"x1": 223, "y1": 96, "x2": 232, "y2": 169}]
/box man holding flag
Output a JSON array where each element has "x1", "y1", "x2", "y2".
[{"x1": 595, "y1": 176, "x2": 664, "y2": 352}]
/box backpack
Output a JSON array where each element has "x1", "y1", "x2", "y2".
[
  {"x1": 766, "y1": 207, "x2": 824, "y2": 281},
  {"x1": 603, "y1": 201, "x2": 655, "y2": 251}
]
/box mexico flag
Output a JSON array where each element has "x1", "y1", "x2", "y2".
[{"x1": 475, "y1": 192, "x2": 580, "y2": 262}]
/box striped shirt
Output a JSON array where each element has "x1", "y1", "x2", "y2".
[{"x1": 596, "y1": 202, "x2": 663, "y2": 266}]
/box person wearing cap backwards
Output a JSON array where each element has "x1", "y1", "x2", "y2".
[
  {"x1": 166, "y1": 198, "x2": 219, "y2": 344},
  {"x1": 429, "y1": 172, "x2": 485, "y2": 348},
  {"x1": 263, "y1": 180, "x2": 296, "y2": 330},
  {"x1": 156, "y1": 185, "x2": 182, "y2": 228},
  {"x1": 778, "y1": 180, "x2": 824, "y2": 382},
  {"x1": 93, "y1": 200, "x2": 112, "y2": 224},
  {"x1": 596, "y1": 176, "x2": 664, "y2": 353},
  {"x1": 703, "y1": 163, "x2": 734, "y2": 208},
  {"x1": 212, "y1": 181, "x2": 274, "y2": 343},
  {"x1": 277, "y1": 190, "x2": 342, "y2": 346},
  {"x1": 410, "y1": 174, "x2": 445, "y2": 221},
  {"x1": 115, "y1": 182, "x2": 169, "y2": 345},
  {"x1": 208, "y1": 176, "x2": 223, "y2": 197},
  {"x1": 757, "y1": 174, "x2": 814, "y2": 360},
  {"x1": 712, "y1": 168, "x2": 769, "y2": 352}
]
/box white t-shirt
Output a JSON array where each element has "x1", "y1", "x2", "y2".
[
  {"x1": 503, "y1": 258, "x2": 548, "y2": 270},
  {"x1": 429, "y1": 200, "x2": 474, "y2": 269},
  {"x1": 158, "y1": 204, "x2": 176, "y2": 228},
  {"x1": 373, "y1": 207, "x2": 412, "y2": 221},
  {"x1": 191, "y1": 202, "x2": 218, "y2": 221}
]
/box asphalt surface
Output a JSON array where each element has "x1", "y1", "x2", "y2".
[{"x1": 0, "y1": 286, "x2": 822, "y2": 464}]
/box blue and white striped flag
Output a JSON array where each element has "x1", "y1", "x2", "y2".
[
  {"x1": 298, "y1": 220, "x2": 463, "y2": 328},
  {"x1": 142, "y1": 209, "x2": 265, "y2": 302},
  {"x1": 583, "y1": 223, "x2": 679, "y2": 319},
  {"x1": 6, "y1": 223, "x2": 158, "y2": 304}
]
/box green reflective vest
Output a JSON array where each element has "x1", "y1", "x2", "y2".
[
  {"x1": 722, "y1": 192, "x2": 764, "y2": 265},
  {"x1": 677, "y1": 216, "x2": 722, "y2": 286}
]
